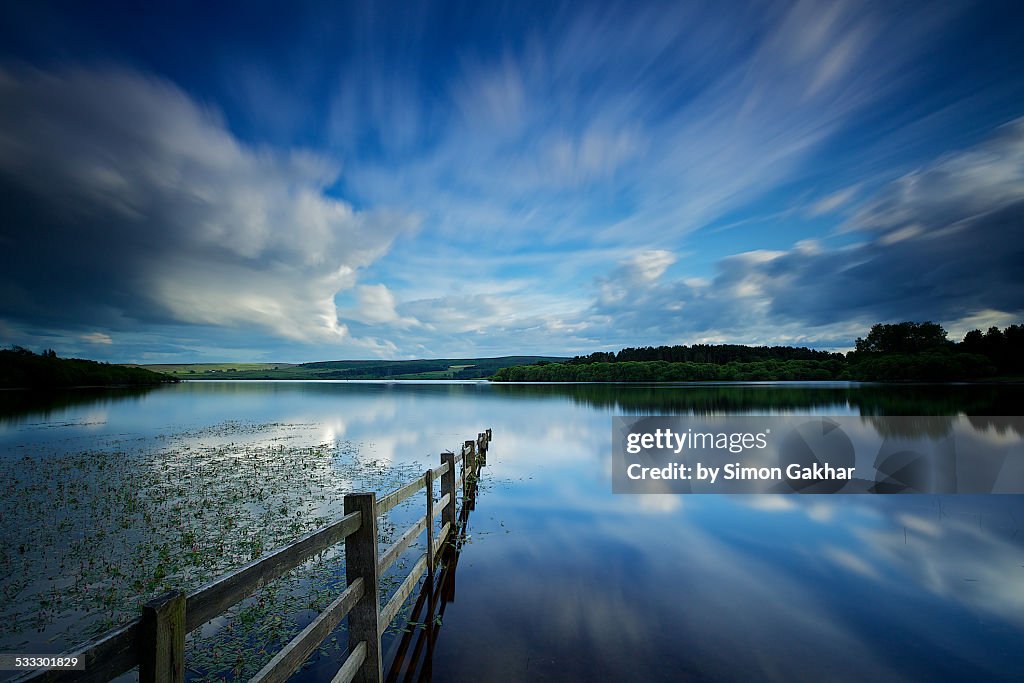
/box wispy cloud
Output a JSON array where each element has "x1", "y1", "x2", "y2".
[
  {"x1": 1, "y1": 1, "x2": 1019, "y2": 360},
  {"x1": 807, "y1": 186, "x2": 860, "y2": 217}
]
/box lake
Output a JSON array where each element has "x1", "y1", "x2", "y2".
[{"x1": 2, "y1": 381, "x2": 1024, "y2": 682}]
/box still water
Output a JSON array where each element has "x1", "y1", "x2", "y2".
[{"x1": 2, "y1": 381, "x2": 1024, "y2": 682}]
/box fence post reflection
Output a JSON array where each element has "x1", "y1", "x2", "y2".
[{"x1": 384, "y1": 432, "x2": 488, "y2": 682}]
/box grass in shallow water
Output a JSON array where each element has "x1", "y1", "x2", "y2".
[{"x1": 1, "y1": 420, "x2": 431, "y2": 680}]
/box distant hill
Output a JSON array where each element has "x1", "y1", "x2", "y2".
[
  {"x1": 1, "y1": 347, "x2": 175, "y2": 388},
  {"x1": 135, "y1": 356, "x2": 567, "y2": 380}
]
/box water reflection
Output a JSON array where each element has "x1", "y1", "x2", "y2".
[
  {"x1": 0, "y1": 385, "x2": 158, "y2": 427},
  {"x1": 382, "y1": 466, "x2": 483, "y2": 683},
  {"x1": 2, "y1": 381, "x2": 1023, "y2": 681},
  {"x1": 490, "y1": 382, "x2": 1024, "y2": 417}
]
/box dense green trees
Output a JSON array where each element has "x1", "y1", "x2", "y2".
[
  {"x1": 854, "y1": 321, "x2": 949, "y2": 353},
  {"x1": 845, "y1": 350, "x2": 994, "y2": 381},
  {"x1": 0, "y1": 347, "x2": 175, "y2": 388},
  {"x1": 568, "y1": 343, "x2": 841, "y2": 365},
  {"x1": 959, "y1": 324, "x2": 1024, "y2": 374},
  {"x1": 847, "y1": 321, "x2": 1020, "y2": 380},
  {"x1": 492, "y1": 359, "x2": 843, "y2": 382},
  {"x1": 493, "y1": 320, "x2": 1024, "y2": 383}
]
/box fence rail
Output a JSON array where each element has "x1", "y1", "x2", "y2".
[{"x1": 13, "y1": 429, "x2": 493, "y2": 683}]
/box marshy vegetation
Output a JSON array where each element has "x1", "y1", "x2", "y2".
[{"x1": 0, "y1": 420, "x2": 433, "y2": 680}]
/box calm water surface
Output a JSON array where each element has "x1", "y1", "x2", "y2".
[{"x1": 2, "y1": 381, "x2": 1024, "y2": 682}]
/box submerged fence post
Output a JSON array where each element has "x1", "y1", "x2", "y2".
[
  {"x1": 440, "y1": 451, "x2": 456, "y2": 540},
  {"x1": 425, "y1": 469, "x2": 435, "y2": 574},
  {"x1": 477, "y1": 432, "x2": 487, "y2": 466},
  {"x1": 344, "y1": 493, "x2": 383, "y2": 683},
  {"x1": 139, "y1": 590, "x2": 185, "y2": 683},
  {"x1": 464, "y1": 440, "x2": 476, "y2": 477},
  {"x1": 463, "y1": 440, "x2": 477, "y2": 511}
]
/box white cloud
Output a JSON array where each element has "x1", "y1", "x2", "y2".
[
  {"x1": 351, "y1": 284, "x2": 421, "y2": 328},
  {"x1": 847, "y1": 118, "x2": 1024, "y2": 236},
  {"x1": 548, "y1": 127, "x2": 645, "y2": 186},
  {"x1": 897, "y1": 513, "x2": 943, "y2": 538},
  {"x1": 80, "y1": 332, "x2": 112, "y2": 345},
  {"x1": 626, "y1": 250, "x2": 676, "y2": 282},
  {"x1": 944, "y1": 309, "x2": 1022, "y2": 341},
  {"x1": 807, "y1": 186, "x2": 860, "y2": 216},
  {"x1": 823, "y1": 546, "x2": 880, "y2": 580}
]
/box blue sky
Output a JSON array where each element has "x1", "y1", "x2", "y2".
[{"x1": 1, "y1": 0, "x2": 1023, "y2": 362}]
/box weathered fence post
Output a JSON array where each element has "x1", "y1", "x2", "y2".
[
  {"x1": 344, "y1": 493, "x2": 383, "y2": 683},
  {"x1": 486, "y1": 428, "x2": 492, "y2": 442},
  {"x1": 464, "y1": 440, "x2": 476, "y2": 477},
  {"x1": 139, "y1": 590, "x2": 185, "y2": 683},
  {"x1": 477, "y1": 432, "x2": 487, "y2": 466},
  {"x1": 440, "y1": 451, "x2": 456, "y2": 539},
  {"x1": 425, "y1": 469, "x2": 435, "y2": 574},
  {"x1": 463, "y1": 440, "x2": 477, "y2": 510}
]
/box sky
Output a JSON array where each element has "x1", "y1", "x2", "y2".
[{"x1": 1, "y1": 0, "x2": 1023, "y2": 363}]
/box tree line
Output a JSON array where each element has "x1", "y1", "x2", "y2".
[
  {"x1": 492, "y1": 321, "x2": 1024, "y2": 382},
  {"x1": 567, "y1": 343, "x2": 841, "y2": 365},
  {"x1": 0, "y1": 346, "x2": 175, "y2": 388}
]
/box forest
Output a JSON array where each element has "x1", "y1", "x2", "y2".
[
  {"x1": 491, "y1": 321, "x2": 1024, "y2": 382},
  {"x1": 0, "y1": 347, "x2": 175, "y2": 388}
]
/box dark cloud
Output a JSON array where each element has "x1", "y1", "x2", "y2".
[
  {"x1": 594, "y1": 120, "x2": 1024, "y2": 344},
  {"x1": 761, "y1": 120, "x2": 1024, "y2": 326},
  {"x1": 0, "y1": 67, "x2": 416, "y2": 343},
  {"x1": 763, "y1": 203, "x2": 1024, "y2": 325}
]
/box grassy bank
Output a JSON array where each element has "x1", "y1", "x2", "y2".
[{"x1": 138, "y1": 356, "x2": 566, "y2": 380}]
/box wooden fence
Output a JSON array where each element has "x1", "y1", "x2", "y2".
[
  {"x1": 383, "y1": 452, "x2": 481, "y2": 683},
  {"x1": 14, "y1": 429, "x2": 493, "y2": 683}
]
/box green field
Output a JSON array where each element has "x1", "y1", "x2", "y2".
[
  {"x1": 128, "y1": 362, "x2": 296, "y2": 376},
  {"x1": 136, "y1": 357, "x2": 565, "y2": 380}
]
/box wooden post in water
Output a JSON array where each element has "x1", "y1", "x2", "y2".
[
  {"x1": 344, "y1": 493, "x2": 383, "y2": 683},
  {"x1": 464, "y1": 440, "x2": 476, "y2": 477},
  {"x1": 459, "y1": 444, "x2": 467, "y2": 499},
  {"x1": 425, "y1": 468, "x2": 435, "y2": 574},
  {"x1": 139, "y1": 590, "x2": 185, "y2": 683},
  {"x1": 440, "y1": 451, "x2": 456, "y2": 544},
  {"x1": 477, "y1": 432, "x2": 487, "y2": 466},
  {"x1": 463, "y1": 440, "x2": 476, "y2": 511}
]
